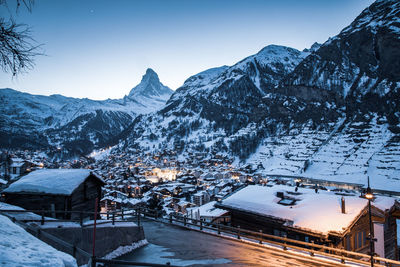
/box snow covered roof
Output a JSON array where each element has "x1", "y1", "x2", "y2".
[
  {"x1": 2, "y1": 169, "x2": 104, "y2": 196},
  {"x1": 220, "y1": 185, "x2": 396, "y2": 235},
  {"x1": 187, "y1": 201, "x2": 228, "y2": 218}
]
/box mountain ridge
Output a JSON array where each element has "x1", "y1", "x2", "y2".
[{"x1": 0, "y1": 69, "x2": 173, "y2": 155}]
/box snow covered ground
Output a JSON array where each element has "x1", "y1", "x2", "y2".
[
  {"x1": 247, "y1": 116, "x2": 400, "y2": 192},
  {"x1": 0, "y1": 214, "x2": 77, "y2": 267}
]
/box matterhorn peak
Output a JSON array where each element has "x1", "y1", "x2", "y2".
[
  {"x1": 128, "y1": 68, "x2": 173, "y2": 99},
  {"x1": 142, "y1": 68, "x2": 160, "y2": 83}
]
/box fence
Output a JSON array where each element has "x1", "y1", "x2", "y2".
[
  {"x1": 2, "y1": 207, "x2": 400, "y2": 266},
  {"x1": 0, "y1": 209, "x2": 171, "y2": 267},
  {"x1": 154, "y1": 212, "x2": 400, "y2": 267}
]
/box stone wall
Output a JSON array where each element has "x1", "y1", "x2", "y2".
[{"x1": 38, "y1": 222, "x2": 145, "y2": 265}]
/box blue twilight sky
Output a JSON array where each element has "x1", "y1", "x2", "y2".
[{"x1": 0, "y1": 0, "x2": 374, "y2": 100}]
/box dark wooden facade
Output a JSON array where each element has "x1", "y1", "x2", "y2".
[
  {"x1": 385, "y1": 201, "x2": 400, "y2": 260},
  {"x1": 3, "y1": 174, "x2": 104, "y2": 220},
  {"x1": 340, "y1": 206, "x2": 385, "y2": 253},
  {"x1": 217, "y1": 202, "x2": 399, "y2": 260},
  {"x1": 216, "y1": 204, "x2": 328, "y2": 245}
]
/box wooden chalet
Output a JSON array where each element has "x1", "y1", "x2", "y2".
[
  {"x1": 2, "y1": 169, "x2": 105, "y2": 219},
  {"x1": 216, "y1": 184, "x2": 399, "y2": 260}
]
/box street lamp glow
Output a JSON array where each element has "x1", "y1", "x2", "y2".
[{"x1": 365, "y1": 191, "x2": 373, "y2": 200}]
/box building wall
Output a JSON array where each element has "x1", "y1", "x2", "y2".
[
  {"x1": 228, "y1": 208, "x2": 325, "y2": 244},
  {"x1": 4, "y1": 193, "x2": 69, "y2": 219},
  {"x1": 37, "y1": 224, "x2": 145, "y2": 265},
  {"x1": 384, "y1": 213, "x2": 398, "y2": 260},
  {"x1": 374, "y1": 223, "x2": 385, "y2": 257},
  {"x1": 343, "y1": 212, "x2": 370, "y2": 254},
  {"x1": 70, "y1": 175, "x2": 103, "y2": 219}
]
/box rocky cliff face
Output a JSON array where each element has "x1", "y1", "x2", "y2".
[{"x1": 281, "y1": 0, "x2": 400, "y2": 121}]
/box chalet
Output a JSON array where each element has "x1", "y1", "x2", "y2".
[
  {"x1": 187, "y1": 201, "x2": 230, "y2": 224},
  {"x1": 100, "y1": 190, "x2": 144, "y2": 212},
  {"x1": 0, "y1": 158, "x2": 30, "y2": 180},
  {"x1": 192, "y1": 190, "x2": 211, "y2": 206},
  {"x1": 216, "y1": 184, "x2": 399, "y2": 260},
  {"x1": 2, "y1": 169, "x2": 105, "y2": 220}
]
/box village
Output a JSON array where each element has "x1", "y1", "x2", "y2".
[{"x1": 1, "y1": 147, "x2": 400, "y2": 265}]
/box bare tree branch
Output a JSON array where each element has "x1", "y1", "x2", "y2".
[{"x1": 0, "y1": 0, "x2": 42, "y2": 76}]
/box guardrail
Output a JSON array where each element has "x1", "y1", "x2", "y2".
[
  {"x1": 2, "y1": 207, "x2": 400, "y2": 266},
  {"x1": 0, "y1": 211, "x2": 92, "y2": 262},
  {"x1": 0, "y1": 210, "x2": 177, "y2": 267},
  {"x1": 144, "y1": 209, "x2": 400, "y2": 267}
]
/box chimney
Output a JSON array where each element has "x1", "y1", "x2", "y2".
[{"x1": 341, "y1": 196, "x2": 346, "y2": 214}]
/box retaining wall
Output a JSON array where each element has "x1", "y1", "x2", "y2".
[{"x1": 39, "y1": 222, "x2": 145, "y2": 265}]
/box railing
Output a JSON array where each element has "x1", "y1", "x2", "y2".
[
  {"x1": 0, "y1": 208, "x2": 142, "y2": 227},
  {"x1": 148, "y1": 209, "x2": 400, "y2": 267},
  {"x1": 91, "y1": 258, "x2": 179, "y2": 267},
  {"x1": 0, "y1": 211, "x2": 92, "y2": 262},
  {"x1": 0, "y1": 209, "x2": 176, "y2": 267},
  {"x1": 2, "y1": 207, "x2": 400, "y2": 266}
]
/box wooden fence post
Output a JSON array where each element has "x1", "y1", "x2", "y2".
[
  {"x1": 169, "y1": 214, "x2": 172, "y2": 223},
  {"x1": 112, "y1": 212, "x2": 115, "y2": 225},
  {"x1": 237, "y1": 226, "x2": 241, "y2": 239},
  {"x1": 200, "y1": 220, "x2": 203, "y2": 230},
  {"x1": 259, "y1": 230, "x2": 263, "y2": 244},
  {"x1": 106, "y1": 210, "x2": 109, "y2": 220},
  {"x1": 310, "y1": 240, "x2": 314, "y2": 256},
  {"x1": 218, "y1": 224, "x2": 221, "y2": 235},
  {"x1": 283, "y1": 234, "x2": 287, "y2": 250},
  {"x1": 41, "y1": 210, "x2": 45, "y2": 225},
  {"x1": 139, "y1": 209, "x2": 141, "y2": 227},
  {"x1": 121, "y1": 208, "x2": 124, "y2": 220}
]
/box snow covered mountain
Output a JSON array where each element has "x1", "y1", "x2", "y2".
[
  {"x1": 2, "y1": 0, "x2": 399, "y2": 191},
  {"x1": 128, "y1": 68, "x2": 173, "y2": 102},
  {"x1": 282, "y1": 0, "x2": 400, "y2": 115},
  {"x1": 118, "y1": 45, "x2": 312, "y2": 155},
  {"x1": 116, "y1": 0, "x2": 400, "y2": 191},
  {"x1": 0, "y1": 69, "x2": 173, "y2": 155}
]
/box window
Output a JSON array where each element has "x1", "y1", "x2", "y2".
[{"x1": 354, "y1": 231, "x2": 367, "y2": 249}]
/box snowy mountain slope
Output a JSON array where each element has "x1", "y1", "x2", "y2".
[
  {"x1": 119, "y1": 45, "x2": 329, "y2": 160},
  {"x1": 0, "y1": 69, "x2": 173, "y2": 154},
  {"x1": 116, "y1": 0, "x2": 400, "y2": 191}
]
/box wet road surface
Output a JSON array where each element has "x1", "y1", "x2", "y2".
[{"x1": 118, "y1": 219, "x2": 347, "y2": 267}]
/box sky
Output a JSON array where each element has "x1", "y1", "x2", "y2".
[{"x1": 0, "y1": 0, "x2": 374, "y2": 100}]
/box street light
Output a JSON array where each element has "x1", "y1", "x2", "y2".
[{"x1": 364, "y1": 176, "x2": 376, "y2": 267}]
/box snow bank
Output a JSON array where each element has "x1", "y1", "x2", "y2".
[
  {"x1": 102, "y1": 239, "x2": 148, "y2": 259},
  {"x1": 0, "y1": 202, "x2": 56, "y2": 221},
  {"x1": 0, "y1": 214, "x2": 77, "y2": 267}
]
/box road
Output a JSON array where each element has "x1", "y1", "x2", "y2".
[{"x1": 117, "y1": 219, "x2": 347, "y2": 267}]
